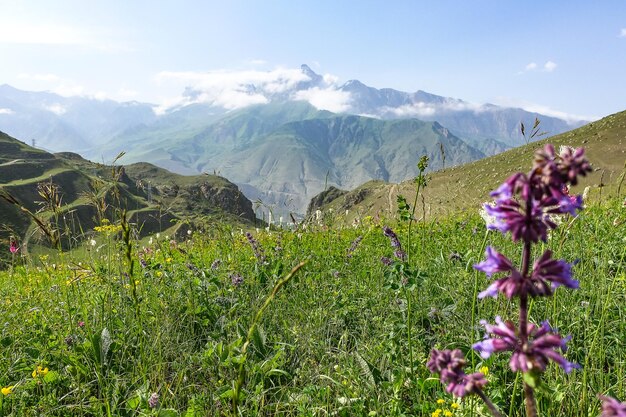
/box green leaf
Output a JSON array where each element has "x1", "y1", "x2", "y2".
[{"x1": 523, "y1": 370, "x2": 541, "y2": 388}]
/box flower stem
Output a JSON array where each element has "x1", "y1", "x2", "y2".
[
  {"x1": 475, "y1": 388, "x2": 506, "y2": 417},
  {"x1": 520, "y1": 239, "x2": 538, "y2": 417}
]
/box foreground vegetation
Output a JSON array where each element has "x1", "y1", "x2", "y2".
[{"x1": 0, "y1": 188, "x2": 624, "y2": 415}]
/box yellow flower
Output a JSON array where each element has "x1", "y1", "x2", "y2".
[
  {"x1": 1, "y1": 386, "x2": 13, "y2": 396},
  {"x1": 32, "y1": 365, "x2": 49, "y2": 378},
  {"x1": 451, "y1": 403, "x2": 459, "y2": 410},
  {"x1": 480, "y1": 366, "x2": 489, "y2": 376},
  {"x1": 431, "y1": 409, "x2": 442, "y2": 417},
  {"x1": 156, "y1": 271, "x2": 163, "y2": 278},
  {"x1": 437, "y1": 399, "x2": 446, "y2": 405},
  {"x1": 444, "y1": 410, "x2": 453, "y2": 417}
]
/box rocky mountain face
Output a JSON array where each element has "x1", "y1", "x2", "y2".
[{"x1": 0, "y1": 65, "x2": 588, "y2": 215}]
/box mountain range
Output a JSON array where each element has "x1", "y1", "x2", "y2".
[{"x1": 0, "y1": 65, "x2": 588, "y2": 213}]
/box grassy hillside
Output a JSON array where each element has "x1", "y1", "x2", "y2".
[
  {"x1": 314, "y1": 110, "x2": 626, "y2": 220},
  {"x1": 0, "y1": 131, "x2": 256, "y2": 264}
]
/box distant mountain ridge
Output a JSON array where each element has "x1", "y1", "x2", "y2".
[{"x1": 0, "y1": 65, "x2": 590, "y2": 213}]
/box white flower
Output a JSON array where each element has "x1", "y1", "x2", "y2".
[
  {"x1": 582, "y1": 186, "x2": 590, "y2": 201},
  {"x1": 156, "y1": 233, "x2": 160, "y2": 239},
  {"x1": 479, "y1": 202, "x2": 497, "y2": 228},
  {"x1": 187, "y1": 229, "x2": 192, "y2": 236},
  {"x1": 89, "y1": 239, "x2": 97, "y2": 246}
]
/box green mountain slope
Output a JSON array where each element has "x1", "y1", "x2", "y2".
[
  {"x1": 95, "y1": 104, "x2": 486, "y2": 213},
  {"x1": 0, "y1": 131, "x2": 256, "y2": 260},
  {"x1": 311, "y1": 110, "x2": 626, "y2": 220}
]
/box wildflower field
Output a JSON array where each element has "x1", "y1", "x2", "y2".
[{"x1": 0, "y1": 151, "x2": 625, "y2": 416}]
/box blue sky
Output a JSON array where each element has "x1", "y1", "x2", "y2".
[{"x1": 1, "y1": 0, "x2": 625, "y2": 120}]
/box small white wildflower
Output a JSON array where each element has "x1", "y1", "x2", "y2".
[
  {"x1": 582, "y1": 186, "x2": 590, "y2": 201},
  {"x1": 187, "y1": 229, "x2": 192, "y2": 236},
  {"x1": 149, "y1": 237, "x2": 153, "y2": 245},
  {"x1": 479, "y1": 201, "x2": 497, "y2": 228},
  {"x1": 89, "y1": 239, "x2": 96, "y2": 246},
  {"x1": 156, "y1": 233, "x2": 160, "y2": 239},
  {"x1": 315, "y1": 209, "x2": 322, "y2": 221}
]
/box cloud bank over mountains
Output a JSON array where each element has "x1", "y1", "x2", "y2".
[{"x1": 150, "y1": 64, "x2": 590, "y2": 123}]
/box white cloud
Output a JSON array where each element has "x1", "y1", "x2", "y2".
[
  {"x1": 525, "y1": 62, "x2": 538, "y2": 71},
  {"x1": 0, "y1": 108, "x2": 15, "y2": 115},
  {"x1": 492, "y1": 97, "x2": 597, "y2": 124},
  {"x1": 520, "y1": 60, "x2": 557, "y2": 74},
  {"x1": 385, "y1": 100, "x2": 488, "y2": 118},
  {"x1": 44, "y1": 104, "x2": 67, "y2": 115},
  {"x1": 292, "y1": 87, "x2": 352, "y2": 113},
  {"x1": 620, "y1": 28, "x2": 626, "y2": 37},
  {"x1": 154, "y1": 66, "x2": 338, "y2": 112},
  {"x1": 543, "y1": 61, "x2": 557, "y2": 72}
]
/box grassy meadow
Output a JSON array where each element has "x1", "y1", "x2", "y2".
[{"x1": 0, "y1": 188, "x2": 624, "y2": 416}]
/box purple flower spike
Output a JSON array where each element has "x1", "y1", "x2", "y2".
[
  {"x1": 428, "y1": 349, "x2": 488, "y2": 397},
  {"x1": 600, "y1": 395, "x2": 626, "y2": 417},
  {"x1": 474, "y1": 319, "x2": 579, "y2": 374}
]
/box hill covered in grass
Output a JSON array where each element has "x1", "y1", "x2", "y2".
[
  {"x1": 0, "y1": 131, "x2": 256, "y2": 260},
  {"x1": 310, "y1": 110, "x2": 626, "y2": 221}
]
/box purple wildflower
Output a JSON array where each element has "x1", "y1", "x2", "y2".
[
  {"x1": 383, "y1": 226, "x2": 406, "y2": 261},
  {"x1": 245, "y1": 232, "x2": 266, "y2": 263},
  {"x1": 599, "y1": 396, "x2": 626, "y2": 417},
  {"x1": 531, "y1": 250, "x2": 578, "y2": 292},
  {"x1": 383, "y1": 226, "x2": 401, "y2": 248},
  {"x1": 346, "y1": 236, "x2": 363, "y2": 258},
  {"x1": 211, "y1": 259, "x2": 221, "y2": 270},
  {"x1": 230, "y1": 273, "x2": 244, "y2": 287},
  {"x1": 394, "y1": 249, "x2": 407, "y2": 261},
  {"x1": 427, "y1": 349, "x2": 488, "y2": 397},
  {"x1": 380, "y1": 256, "x2": 393, "y2": 266},
  {"x1": 473, "y1": 317, "x2": 579, "y2": 374},
  {"x1": 9, "y1": 238, "x2": 18, "y2": 254},
  {"x1": 148, "y1": 392, "x2": 159, "y2": 409},
  {"x1": 475, "y1": 248, "x2": 577, "y2": 299}
]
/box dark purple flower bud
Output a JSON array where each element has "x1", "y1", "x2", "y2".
[
  {"x1": 599, "y1": 395, "x2": 626, "y2": 417},
  {"x1": 211, "y1": 259, "x2": 221, "y2": 270},
  {"x1": 427, "y1": 349, "x2": 466, "y2": 374},
  {"x1": 383, "y1": 226, "x2": 397, "y2": 240},
  {"x1": 380, "y1": 256, "x2": 393, "y2": 266}
]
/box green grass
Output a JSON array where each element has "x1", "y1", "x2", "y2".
[{"x1": 0, "y1": 194, "x2": 624, "y2": 416}]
